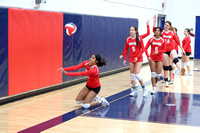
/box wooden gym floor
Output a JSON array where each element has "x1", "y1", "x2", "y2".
[{"x1": 1, "y1": 59, "x2": 200, "y2": 133}]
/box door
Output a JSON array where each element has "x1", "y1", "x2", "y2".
[{"x1": 157, "y1": 14, "x2": 166, "y2": 30}]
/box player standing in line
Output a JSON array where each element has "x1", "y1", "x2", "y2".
[
  {"x1": 120, "y1": 20, "x2": 150, "y2": 87},
  {"x1": 120, "y1": 20, "x2": 150, "y2": 60},
  {"x1": 171, "y1": 27, "x2": 179, "y2": 78},
  {"x1": 121, "y1": 26, "x2": 148, "y2": 97},
  {"x1": 145, "y1": 27, "x2": 166, "y2": 94},
  {"x1": 153, "y1": 17, "x2": 185, "y2": 87},
  {"x1": 182, "y1": 28, "x2": 192, "y2": 76},
  {"x1": 58, "y1": 54, "x2": 109, "y2": 109}
]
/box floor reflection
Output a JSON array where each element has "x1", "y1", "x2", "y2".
[{"x1": 84, "y1": 90, "x2": 200, "y2": 127}]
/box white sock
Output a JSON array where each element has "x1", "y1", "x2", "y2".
[{"x1": 98, "y1": 99, "x2": 102, "y2": 104}]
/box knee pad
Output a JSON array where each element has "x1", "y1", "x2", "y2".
[
  {"x1": 136, "y1": 73, "x2": 142, "y2": 81},
  {"x1": 156, "y1": 73, "x2": 162, "y2": 79},
  {"x1": 182, "y1": 62, "x2": 186, "y2": 67},
  {"x1": 76, "y1": 100, "x2": 83, "y2": 104},
  {"x1": 82, "y1": 103, "x2": 90, "y2": 109},
  {"x1": 151, "y1": 72, "x2": 157, "y2": 78},
  {"x1": 163, "y1": 66, "x2": 169, "y2": 71},
  {"x1": 173, "y1": 58, "x2": 179, "y2": 64},
  {"x1": 172, "y1": 63, "x2": 176, "y2": 68},
  {"x1": 130, "y1": 73, "x2": 136, "y2": 81},
  {"x1": 186, "y1": 62, "x2": 190, "y2": 66},
  {"x1": 169, "y1": 65, "x2": 173, "y2": 71}
]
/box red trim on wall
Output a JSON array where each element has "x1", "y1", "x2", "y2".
[{"x1": 8, "y1": 8, "x2": 63, "y2": 96}]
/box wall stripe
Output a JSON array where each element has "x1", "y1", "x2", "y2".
[{"x1": 0, "y1": 7, "x2": 8, "y2": 97}]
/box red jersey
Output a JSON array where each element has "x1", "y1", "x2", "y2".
[
  {"x1": 182, "y1": 36, "x2": 191, "y2": 53},
  {"x1": 161, "y1": 30, "x2": 180, "y2": 52},
  {"x1": 63, "y1": 61, "x2": 100, "y2": 88},
  {"x1": 122, "y1": 25, "x2": 150, "y2": 56},
  {"x1": 122, "y1": 36, "x2": 145, "y2": 63},
  {"x1": 145, "y1": 37, "x2": 166, "y2": 61},
  {"x1": 174, "y1": 35, "x2": 179, "y2": 51}
]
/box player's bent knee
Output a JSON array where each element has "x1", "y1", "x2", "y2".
[
  {"x1": 82, "y1": 103, "x2": 90, "y2": 108},
  {"x1": 130, "y1": 73, "x2": 136, "y2": 81},
  {"x1": 186, "y1": 61, "x2": 190, "y2": 66},
  {"x1": 173, "y1": 58, "x2": 179, "y2": 64},
  {"x1": 169, "y1": 65, "x2": 173, "y2": 71},
  {"x1": 163, "y1": 66, "x2": 169, "y2": 71},
  {"x1": 151, "y1": 72, "x2": 157, "y2": 78},
  {"x1": 136, "y1": 73, "x2": 142, "y2": 81},
  {"x1": 156, "y1": 73, "x2": 162, "y2": 79}
]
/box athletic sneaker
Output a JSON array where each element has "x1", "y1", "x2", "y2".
[
  {"x1": 162, "y1": 79, "x2": 165, "y2": 83},
  {"x1": 130, "y1": 89, "x2": 137, "y2": 97},
  {"x1": 165, "y1": 81, "x2": 169, "y2": 87},
  {"x1": 188, "y1": 72, "x2": 192, "y2": 76},
  {"x1": 101, "y1": 96, "x2": 109, "y2": 107},
  {"x1": 150, "y1": 88, "x2": 157, "y2": 95},
  {"x1": 143, "y1": 88, "x2": 148, "y2": 97},
  {"x1": 168, "y1": 80, "x2": 173, "y2": 85},
  {"x1": 92, "y1": 96, "x2": 99, "y2": 102},
  {"x1": 181, "y1": 68, "x2": 186, "y2": 76}
]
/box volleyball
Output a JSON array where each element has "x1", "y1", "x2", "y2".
[{"x1": 65, "y1": 22, "x2": 77, "y2": 36}]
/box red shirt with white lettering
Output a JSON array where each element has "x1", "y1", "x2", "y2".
[
  {"x1": 145, "y1": 37, "x2": 166, "y2": 61},
  {"x1": 161, "y1": 30, "x2": 181, "y2": 52},
  {"x1": 122, "y1": 25, "x2": 150, "y2": 56},
  {"x1": 153, "y1": 27, "x2": 181, "y2": 52},
  {"x1": 63, "y1": 61, "x2": 100, "y2": 88},
  {"x1": 122, "y1": 36, "x2": 145, "y2": 63}
]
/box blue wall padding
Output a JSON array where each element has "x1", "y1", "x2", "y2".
[
  {"x1": 0, "y1": 6, "x2": 138, "y2": 97},
  {"x1": 195, "y1": 16, "x2": 200, "y2": 59},
  {"x1": 63, "y1": 14, "x2": 83, "y2": 81},
  {"x1": 63, "y1": 13, "x2": 138, "y2": 82},
  {"x1": 0, "y1": 7, "x2": 8, "y2": 97}
]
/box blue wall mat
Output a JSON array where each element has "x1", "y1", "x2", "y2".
[
  {"x1": 63, "y1": 12, "x2": 138, "y2": 83},
  {"x1": 63, "y1": 14, "x2": 83, "y2": 81},
  {"x1": 82, "y1": 15, "x2": 138, "y2": 72},
  {"x1": 195, "y1": 16, "x2": 200, "y2": 59},
  {"x1": 0, "y1": 7, "x2": 8, "y2": 97}
]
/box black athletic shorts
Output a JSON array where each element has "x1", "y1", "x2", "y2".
[
  {"x1": 183, "y1": 52, "x2": 191, "y2": 56},
  {"x1": 153, "y1": 61, "x2": 163, "y2": 63},
  {"x1": 165, "y1": 51, "x2": 171, "y2": 57},
  {"x1": 86, "y1": 85, "x2": 101, "y2": 94}
]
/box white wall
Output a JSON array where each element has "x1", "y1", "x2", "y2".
[{"x1": 164, "y1": 0, "x2": 200, "y2": 57}]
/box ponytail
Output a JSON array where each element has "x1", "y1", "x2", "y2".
[
  {"x1": 129, "y1": 26, "x2": 139, "y2": 47},
  {"x1": 185, "y1": 28, "x2": 195, "y2": 37},
  {"x1": 95, "y1": 54, "x2": 106, "y2": 67},
  {"x1": 189, "y1": 32, "x2": 195, "y2": 37},
  {"x1": 136, "y1": 32, "x2": 139, "y2": 47}
]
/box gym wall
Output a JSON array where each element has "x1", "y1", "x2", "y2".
[{"x1": 0, "y1": 7, "x2": 138, "y2": 97}]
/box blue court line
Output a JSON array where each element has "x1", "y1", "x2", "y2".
[{"x1": 18, "y1": 80, "x2": 152, "y2": 133}]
